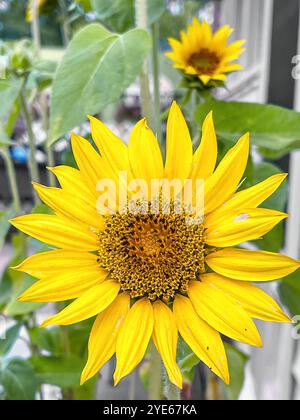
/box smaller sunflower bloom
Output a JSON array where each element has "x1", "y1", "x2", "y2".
[
  {"x1": 26, "y1": 0, "x2": 48, "y2": 22},
  {"x1": 166, "y1": 18, "x2": 245, "y2": 87}
]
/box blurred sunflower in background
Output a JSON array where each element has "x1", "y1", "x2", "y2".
[
  {"x1": 10, "y1": 102, "x2": 299, "y2": 389},
  {"x1": 166, "y1": 18, "x2": 245, "y2": 87},
  {"x1": 26, "y1": 0, "x2": 50, "y2": 22}
]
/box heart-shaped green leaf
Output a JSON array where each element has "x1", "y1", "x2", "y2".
[{"x1": 48, "y1": 24, "x2": 151, "y2": 145}]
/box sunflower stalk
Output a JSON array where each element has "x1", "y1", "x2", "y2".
[
  {"x1": 151, "y1": 21, "x2": 162, "y2": 145},
  {"x1": 162, "y1": 368, "x2": 181, "y2": 400},
  {"x1": 148, "y1": 341, "x2": 162, "y2": 400},
  {"x1": 1, "y1": 147, "x2": 21, "y2": 212},
  {"x1": 19, "y1": 89, "x2": 40, "y2": 202},
  {"x1": 30, "y1": 0, "x2": 41, "y2": 54},
  {"x1": 135, "y1": 0, "x2": 153, "y2": 125}
]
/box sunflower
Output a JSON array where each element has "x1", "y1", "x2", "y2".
[
  {"x1": 11, "y1": 102, "x2": 299, "y2": 389},
  {"x1": 165, "y1": 18, "x2": 245, "y2": 86}
]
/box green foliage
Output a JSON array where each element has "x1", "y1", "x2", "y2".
[
  {"x1": 92, "y1": 0, "x2": 165, "y2": 33},
  {"x1": 0, "y1": 323, "x2": 22, "y2": 357},
  {"x1": 0, "y1": 358, "x2": 38, "y2": 400},
  {"x1": 195, "y1": 100, "x2": 300, "y2": 158},
  {"x1": 278, "y1": 269, "x2": 300, "y2": 316},
  {"x1": 0, "y1": 209, "x2": 16, "y2": 254},
  {"x1": 30, "y1": 354, "x2": 83, "y2": 388},
  {"x1": 0, "y1": 79, "x2": 23, "y2": 122},
  {"x1": 222, "y1": 344, "x2": 248, "y2": 400},
  {"x1": 178, "y1": 341, "x2": 248, "y2": 400},
  {"x1": 48, "y1": 23, "x2": 151, "y2": 144}
]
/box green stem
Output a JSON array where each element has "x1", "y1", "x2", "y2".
[
  {"x1": 148, "y1": 341, "x2": 162, "y2": 400},
  {"x1": 19, "y1": 90, "x2": 40, "y2": 199},
  {"x1": 163, "y1": 372, "x2": 181, "y2": 400},
  {"x1": 135, "y1": 0, "x2": 153, "y2": 124},
  {"x1": 30, "y1": 0, "x2": 41, "y2": 53},
  {"x1": 58, "y1": 0, "x2": 71, "y2": 46},
  {"x1": 1, "y1": 147, "x2": 21, "y2": 211},
  {"x1": 47, "y1": 147, "x2": 56, "y2": 186},
  {"x1": 151, "y1": 21, "x2": 162, "y2": 144},
  {"x1": 40, "y1": 91, "x2": 56, "y2": 187},
  {"x1": 129, "y1": 370, "x2": 136, "y2": 400}
]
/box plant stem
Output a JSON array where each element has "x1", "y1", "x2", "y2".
[
  {"x1": 129, "y1": 370, "x2": 137, "y2": 400},
  {"x1": 148, "y1": 341, "x2": 162, "y2": 400},
  {"x1": 135, "y1": 0, "x2": 153, "y2": 124},
  {"x1": 1, "y1": 147, "x2": 21, "y2": 211},
  {"x1": 19, "y1": 90, "x2": 40, "y2": 203},
  {"x1": 40, "y1": 91, "x2": 56, "y2": 187},
  {"x1": 151, "y1": 21, "x2": 162, "y2": 144},
  {"x1": 161, "y1": 365, "x2": 181, "y2": 400},
  {"x1": 59, "y1": 0, "x2": 71, "y2": 46},
  {"x1": 30, "y1": 0, "x2": 41, "y2": 54},
  {"x1": 47, "y1": 147, "x2": 56, "y2": 186},
  {"x1": 164, "y1": 379, "x2": 181, "y2": 400}
]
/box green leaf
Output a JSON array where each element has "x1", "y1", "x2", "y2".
[
  {"x1": 75, "y1": 0, "x2": 92, "y2": 11},
  {"x1": 0, "y1": 78, "x2": 23, "y2": 122},
  {"x1": 0, "y1": 234, "x2": 26, "y2": 311},
  {"x1": 29, "y1": 355, "x2": 84, "y2": 388},
  {"x1": 48, "y1": 24, "x2": 151, "y2": 144},
  {"x1": 0, "y1": 208, "x2": 16, "y2": 254},
  {"x1": 0, "y1": 358, "x2": 38, "y2": 400},
  {"x1": 0, "y1": 323, "x2": 22, "y2": 356},
  {"x1": 5, "y1": 274, "x2": 44, "y2": 316},
  {"x1": 28, "y1": 327, "x2": 63, "y2": 356},
  {"x1": 92, "y1": 0, "x2": 165, "y2": 33},
  {"x1": 194, "y1": 100, "x2": 300, "y2": 158},
  {"x1": 222, "y1": 343, "x2": 248, "y2": 400},
  {"x1": 252, "y1": 162, "x2": 288, "y2": 252},
  {"x1": 278, "y1": 269, "x2": 300, "y2": 316}
]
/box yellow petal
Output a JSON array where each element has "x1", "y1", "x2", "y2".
[
  {"x1": 212, "y1": 25, "x2": 234, "y2": 48},
  {"x1": 41, "y1": 280, "x2": 120, "y2": 327},
  {"x1": 190, "y1": 111, "x2": 217, "y2": 181},
  {"x1": 206, "y1": 248, "x2": 300, "y2": 281},
  {"x1": 48, "y1": 165, "x2": 96, "y2": 200},
  {"x1": 173, "y1": 295, "x2": 229, "y2": 384},
  {"x1": 33, "y1": 183, "x2": 104, "y2": 231},
  {"x1": 88, "y1": 115, "x2": 132, "y2": 179},
  {"x1": 81, "y1": 293, "x2": 130, "y2": 385},
  {"x1": 18, "y1": 267, "x2": 108, "y2": 302},
  {"x1": 13, "y1": 250, "x2": 99, "y2": 278},
  {"x1": 188, "y1": 281, "x2": 262, "y2": 346},
  {"x1": 71, "y1": 133, "x2": 113, "y2": 195},
  {"x1": 152, "y1": 301, "x2": 182, "y2": 389},
  {"x1": 199, "y1": 75, "x2": 211, "y2": 85},
  {"x1": 221, "y1": 63, "x2": 244, "y2": 73},
  {"x1": 128, "y1": 119, "x2": 164, "y2": 188},
  {"x1": 201, "y1": 273, "x2": 291, "y2": 323},
  {"x1": 10, "y1": 214, "x2": 99, "y2": 251},
  {"x1": 205, "y1": 208, "x2": 288, "y2": 247},
  {"x1": 165, "y1": 101, "x2": 193, "y2": 182},
  {"x1": 114, "y1": 298, "x2": 153, "y2": 385},
  {"x1": 205, "y1": 173, "x2": 287, "y2": 227},
  {"x1": 204, "y1": 133, "x2": 250, "y2": 214}
]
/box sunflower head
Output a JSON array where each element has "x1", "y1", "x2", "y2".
[
  {"x1": 165, "y1": 18, "x2": 245, "y2": 88},
  {"x1": 10, "y1": 102, "x2": 299, "y2": 390}
]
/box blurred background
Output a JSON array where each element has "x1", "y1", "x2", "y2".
[{"x1": 1, "y1": 0, "x2": 300, "y2": 400}]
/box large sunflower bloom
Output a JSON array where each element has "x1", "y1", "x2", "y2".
[
  {"x1": 11, "y1": 102, "x2": 299, "y2": 388},
  {"x1": 165, "y1": 18, "x2": 245, "y2": 86}
]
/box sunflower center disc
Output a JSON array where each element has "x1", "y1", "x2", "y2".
[
  {"x1": 98, "y1": 207, "x2": 205, "y2": 302},
  {"x1": 188, "y1": 49, "x2": 220, "y2": 74}
]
